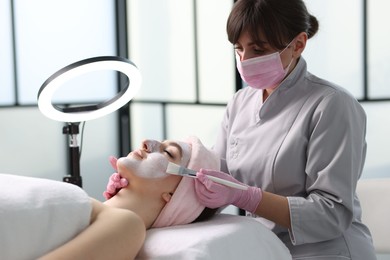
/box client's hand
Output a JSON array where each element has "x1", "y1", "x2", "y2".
[
  {"x1": 103, "y1": 156, "x2": 129, "y2": 200},
  {"x1": 194, "y1": 169, "x2": 262, "y2": 213}
]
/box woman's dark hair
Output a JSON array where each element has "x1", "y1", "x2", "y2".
[
  {"x1": 192, "y1": 207, "x2": 219, "y2": 223},
  {"x1": 227, "y1": 0, "x2": 319, "y2": 49}
]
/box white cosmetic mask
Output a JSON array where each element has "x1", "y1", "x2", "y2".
[
  {"x1": 117, "y1": 140, "x2": 192, "y2": 179},
  {"x1": 117, "y1": 153, "x2": 169, "y2": 179},
  {"x1": 176, "y1": 141, "x2": 191, "y2": 166}
]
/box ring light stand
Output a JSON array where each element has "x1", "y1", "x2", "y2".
[
  {"x1": 37, "y1": 56, "x2": 141, "y2": 187},
  {"x1": 62, "y1": 122, "x2": 82, "y2": 186}
]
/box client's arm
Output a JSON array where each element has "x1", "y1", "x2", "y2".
[{"x1": 39, "y1": 198, "x2": 146, "y2": 260}]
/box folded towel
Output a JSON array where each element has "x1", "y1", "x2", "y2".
[
  {"x1": 151, "y1": 136, "x2": 220, "y2": 228},
  {"x1": 0, "y1": 173, "x2": 92, "y2": 260}
]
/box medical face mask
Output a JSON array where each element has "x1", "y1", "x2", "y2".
[{"x1": 235, "y1": 41, "x2": 294, "y2": 90}]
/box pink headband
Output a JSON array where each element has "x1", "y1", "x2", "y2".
[{"x1": 151, "y1": 136, "x2": 220, "y2": 228}]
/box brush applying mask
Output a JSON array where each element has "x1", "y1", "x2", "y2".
[{"x1": 165, "y1": 162, "x2": 248, "y2": 190}]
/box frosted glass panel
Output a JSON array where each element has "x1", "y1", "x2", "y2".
[
  {"x1": 130, "y1": 103, "x2": 164, "y2": 149},
  {"x1": 196, "y1": 0, "x2": 235, "y2": 103},
  {"x1": 0, "y1": 107, "x2": 119, "y2": 201},
  {"x1": 0, "y1": 108, "x2": 66, "y2": 180},
  {"x1": 128, "y1": 0, "x2": 196, "y2": 102},
  {"x1": 368, "y1": 0, "x2": 390, "y2": 98},
  {"x1": 79, "y1": 113, "x2": 119, "y2": 201},
  {"x1": 361, "y1": 103, "x2": 390, "y2": 179},
  {"x1": 304, "y1": 0, "x2": 363, "y2": 99},
  {"x1": 0, "y1": 0, "x2": 15, "y2": 105},
  {"x1": 51, "y1": 70, "x2": 118, "y2": 104},
  {"x1": 14, "y1": 0, "x2": 116, "y2": 105},
  {"x1": 166, "y1": 105, "x2": 225, "y2": 147}
]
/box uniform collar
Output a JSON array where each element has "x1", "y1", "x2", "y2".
[
  {"x1": 277, "y1": 56, "x2": 307, "y2": 91},
  {"x1": 258, "y1": 57, "x2": 307, "y2": 120}
]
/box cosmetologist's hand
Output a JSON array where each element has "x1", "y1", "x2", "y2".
[
  {"x1": 194, "y1": 169, "x2": 262, "y2": 213},
  {"x1": 103, "y1": 156, "x2": 129, "y2": 200}
]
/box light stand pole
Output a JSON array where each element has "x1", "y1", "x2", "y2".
[{"x1": 62, "y1": 122, "x2": 82, "y2": 187}]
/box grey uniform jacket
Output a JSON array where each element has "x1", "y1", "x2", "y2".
[{"x1": 213, "y1": 57, "x2": 376, "y2": 259}]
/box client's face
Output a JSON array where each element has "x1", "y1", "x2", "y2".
[{"x1": 116, "y1": 139, "x2": 191, "y2": 193}]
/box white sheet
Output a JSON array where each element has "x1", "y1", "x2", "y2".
[
  {"x1": 0, "y1": 173, "x2": 92, "y2": 260},
  {"x1": 137, "y1": 214, "x2": 291, "y2": 259}
]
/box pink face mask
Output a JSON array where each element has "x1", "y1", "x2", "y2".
[{"x1": 235, "y1": 42, "x2": 294, "y2": 90}]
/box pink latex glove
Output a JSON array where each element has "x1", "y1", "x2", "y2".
[
  {"x1": 103, "y1": 156, "x2": 129, "y2": 200},
  {"x1": 195, "y1": 169, "x2": 262, "y2": 213}
]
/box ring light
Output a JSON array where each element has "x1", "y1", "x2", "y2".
[
  {"x1": 37, "y1": 56, "x2": 141, "y2": 122},
  {"x1": 37, "y1": 56, "x2": 141, "y2": 187}
]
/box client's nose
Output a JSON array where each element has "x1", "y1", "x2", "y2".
[{"x1": 142, "y1": 139, "x2": 160, "y2": 153}]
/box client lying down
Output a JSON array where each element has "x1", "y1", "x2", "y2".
[{"x1": 0, "y1": 136, "x2": 220, "y2": 260}]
